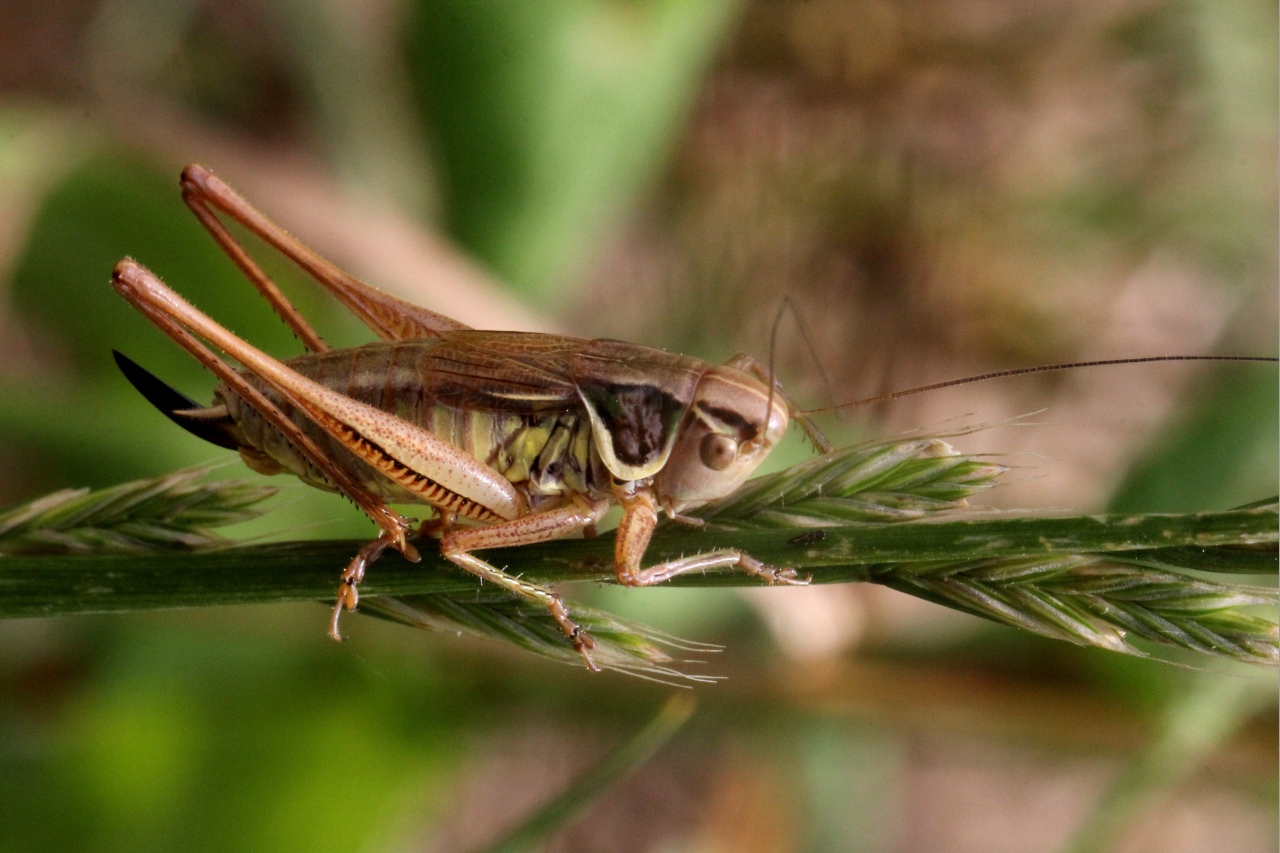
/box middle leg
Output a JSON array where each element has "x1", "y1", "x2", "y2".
[{"x1": 440, "y1": 497, "x2": 611, "y2": 670}]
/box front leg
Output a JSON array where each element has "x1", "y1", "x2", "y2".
[{"x1": 613, "y1": 487, "x2": 809, "y2": 587}]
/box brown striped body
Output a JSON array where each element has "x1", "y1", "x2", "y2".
[{"x1": 217, "y1": 339, "x2": 610, "y2": 516}]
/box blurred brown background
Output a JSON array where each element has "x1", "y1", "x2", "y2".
[{"x1": 0, "y1": 1, "x2": 1275, "y2": 851}]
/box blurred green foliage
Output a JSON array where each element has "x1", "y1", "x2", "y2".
[
  {"x1": 2, "y1": 620, "x2": 463, "y2": 853},
  {"x1": 406, "y1": 0, "x2": 736, "y2": 301},
  {"x1": 1110, "y1": 365, "x2": 1279, "y2": 513}
]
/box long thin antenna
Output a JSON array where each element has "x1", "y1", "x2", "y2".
[
  {"x1": 761, "y1": 299, "x2": 786, "y2": 440},
  {"x1": 759, "y1": 295, "x2": 838, "y2": 452},
  {"x1": 779, "y1": 295, "x2": 838, "y2": 411},
  {"x1": 799, "y1": 356, "x2": 1278, "y2": 416}
]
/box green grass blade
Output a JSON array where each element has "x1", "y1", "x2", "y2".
[
  {"x1": 0, "y1": 440, "x2": 1274, "y2": 673},
  {"x1": 1, "y1": 505, "x2": 1273, "y2": 611}
]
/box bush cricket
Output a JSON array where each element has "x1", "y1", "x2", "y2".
[
  {"x1": 112, "y1": 165, "x2": 1275, "y2": 671},
  {"x1": 111, "y1": 165, "x2": 833, "y2": 671}
]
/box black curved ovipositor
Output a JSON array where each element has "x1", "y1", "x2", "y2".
[{"x1": 112, "y1": 350, "x2": 241, "y2": 451}]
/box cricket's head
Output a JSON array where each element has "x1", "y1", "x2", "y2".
[{"x1": 656, "y1": 364, "x2": 789, "y2": 510}]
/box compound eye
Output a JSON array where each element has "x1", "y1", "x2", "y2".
[{"x1": 699, "y1": 433, "x2": 738, "y2": 471}]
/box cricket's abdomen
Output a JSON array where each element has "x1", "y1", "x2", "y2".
[{"x1": 218, "y1": 341, "x2": 606, "y2": 508}]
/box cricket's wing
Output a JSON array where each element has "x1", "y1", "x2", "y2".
[{"x1": 413, "y1": 331, "x2": 586, "y2": 412}]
